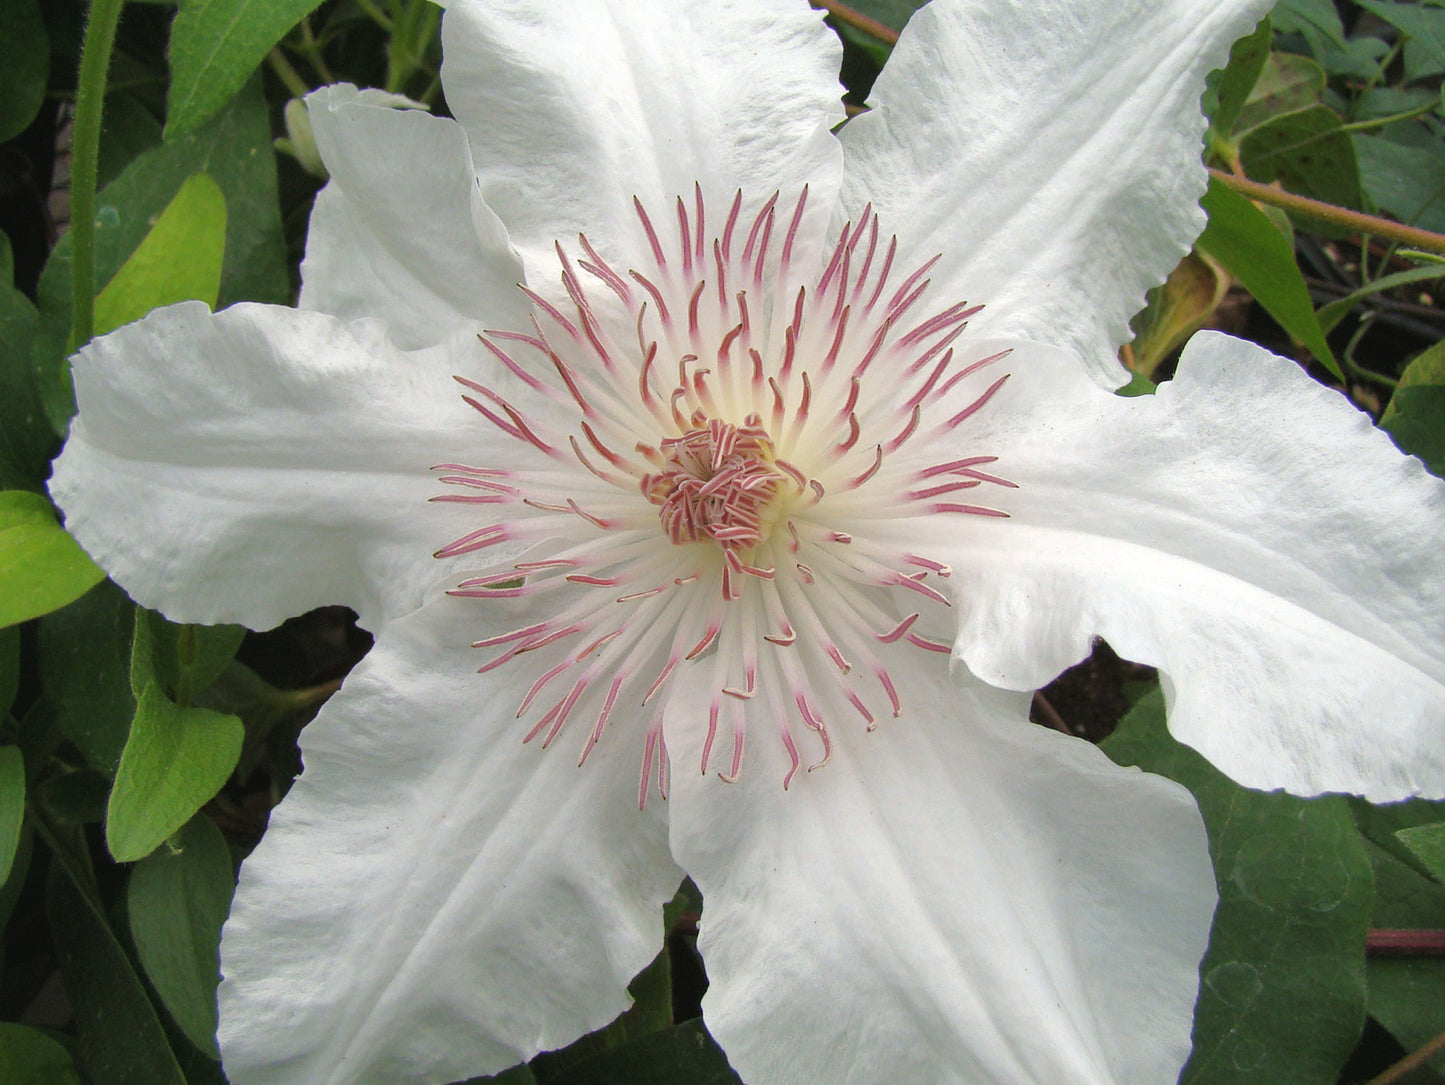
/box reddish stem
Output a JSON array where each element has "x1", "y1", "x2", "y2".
[
  {"x1": 811, "y1": 1, "x2": 900, "y2": 45},
  {"x1": 1367, "y1": 929, "x2": 1445, "y2": 956}
]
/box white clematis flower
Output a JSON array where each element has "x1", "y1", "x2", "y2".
[{"x1": 47, "y1": 0, "x2": 1445, "y2": 1083}]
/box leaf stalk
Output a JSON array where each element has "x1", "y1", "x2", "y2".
[
  {"x1": 1366, "y1": 1027, "x2": 1445, "y2": 1085},
  {"x1": 1209, "y1": 168, "x2": 1445, "y2": 256},
  {"x1": 70, "y1": 0, "x2": 128, "y2": 348},
  {"x1": 811, "y1": 1, "x2": 898, "y2": 45}
]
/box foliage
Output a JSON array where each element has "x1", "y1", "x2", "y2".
[{"x1": 1, "y1": 0, "x2": 1443, "y2": 1082}]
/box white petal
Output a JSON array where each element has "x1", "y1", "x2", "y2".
[
  {"x1": 219, "y1": 595, "x2": 684, "y2": 1085},
  {"x1": 438, "y1": 0, "x2": 845, "y2": 289},
  {"x1": 663, "y1": 657, "x2": 1214, "y2": 1085},
  {"x1": 838, "y1": 0, "x2": 1268, "y2": 386},
  {"x1": 49, "y1": 302, "x2": 496, "y2": 631},
  {"x1": 301, "y1": 85, "x2": 530, "y2": 349},
  {"x1": 913, "y1": 332, "x2": 1445, "y2": 800}
]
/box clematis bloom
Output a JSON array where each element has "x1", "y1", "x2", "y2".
[{"x1": 49, "y1": 1, "x2": 1445, "y2": 1084}]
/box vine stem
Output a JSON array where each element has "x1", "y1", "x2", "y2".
[
  {"x1": 1338, "y1": 98, "x2": 1441, "y2": 134},
  {"x1": 266, "y1": 48, "x2": 312, "y2": 99},
  {"x1": 1366, "y1": 1027, "x2": 1445, "y2": 1085},
  {"x1": 811, "y1": 0, "x2": 898, "y2": 45},
  {"x1": 296, "y1": 18, "x2": 334, "y2": 84},
  {"x1": 1208, "y1": 168, "x2": 1445, "y2": 256},
  {"x1": 70, "y1": 0, "x2": 128, "y2": 348},
  {"x1": 355, "y1": 0, "x2": 393, "y2": 32},
  {"x1": 1367, "y1": 928, "x2": 1445, "y2": 955}
]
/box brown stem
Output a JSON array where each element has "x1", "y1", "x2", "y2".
[
  {"x1": 1367, "y1": 929, "x2": 1445, "y2": 956},
  {"x1": 1208, "y1": 168, "x2": 1445, "y2": 256},
  {"x1": 811, "y1": 1, "x2": 899, "y2": 45},
  {"x1": 1366, "y1": 1027, "x2": 1445, "y2": 1085}
]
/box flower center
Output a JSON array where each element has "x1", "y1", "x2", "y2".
[
  {"x1": 643, "y1": 414, "x2": 795, "y2": 551},
  {"x1": 434, "y1": 185, "x2": 1018, "y2": 806}
]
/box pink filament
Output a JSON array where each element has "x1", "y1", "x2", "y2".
[{"x1": 434, "y1": 188, "x2": 1018, "y2": 805}]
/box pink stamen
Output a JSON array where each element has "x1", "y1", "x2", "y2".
[
  {"x1": 434, "y1": 524, "x2": 509, "y2": 559},
  {"x1": 780, "y1": 185, "x2": 809, "y2": 273},
  {"x1": 721, "y1": 189, "x2": 743, "y2": 260},
  {"x1": 780, "y1": 728, "x2": 802, "y2": 790},
  {"x1": 578, "y1": 233, "x2": 632, "y2": 304},
  {"x1": 742, "y1": 191, "x2": 780, "y2": 268},
  {"x1": 945, "y1": 374, "x2": 1012, "y2": 429},
  {"x1": 634, "y1": 196, "x2": 668, "y2": 269},
  {"x1": 877, "y1": 613, "x2": 921, "y2": 643},
  {"x1": 898, "y1": 301, "x2": 984, "y2": 349},
  {"x1": 931, "y1": 503, "x2": 1010, "y2": 518},
  {"x1": 438, "y1": 195, "x2": 1017, "y2": 792},
  {"x1": 863, "y1": 235, "x2": 898, "y2": 312},
  {"x1": 579, "y1": 675, "x2": 626, "y2": 766}
]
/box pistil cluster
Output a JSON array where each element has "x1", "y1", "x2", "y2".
[
  {"x1": 643, "y1": 415, "x2": 794, "y2": 556},
  {"x1": 434, "y1": 185, "x2": 1016, "y2": 805}
]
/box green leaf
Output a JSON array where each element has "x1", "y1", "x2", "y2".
[
  {"x1": 1103, "y1": 688, "x2": 1372, "y2": 1085},
  {"x1": 38, "y1": 580, "x2": 136, "y2": 773},
  {"x1": 48, "y1": 865, "x2": 188, "y2": 1085},
  {"x1": 34, "y1": 769, "x2": 112, "y2": 827},
  {"x1": 97, "y1": 91, "x2": 166, "y2": 191},
  {"x1": 825, "y1": 0, "x2": 926, "y2": 72},
  {"x1": 1396, "y1": 823, "x2": 1445, "y2": 884},
  {"x1": 143, "y1": 611, "x2": 247, "y2": 707},
  {"x1": 530, "y1": 887, "x2": 693, "y2": 1080},
  {"x1": 0, "y1": 1022, "x2": 81, "y2": 1085},
  {"x1": 1355, "y1": 134, "x2": 1445, "y2": 237},
  {"x1": 1364, "y1": 845, "x2": 1445, "y2": 1076},
  {"x1": 106, "y1": 680, "x2": 243, "y2": 862},
  {"x1": 463, "y1": 1067, "x2": 539, "y2": 1085},
  {"x1": 131, "y1": 605, "x2": 161, "y2": 700},
  {"x1": 0, "y1": 490, "x2": 105, "y2": 628},
  {"x1": 832, "y1": 20, "x2": 890, "y2": 69},
  {"x1": 35, "y1": 76, "x2": 289, "y2": 431},
  {"x1": 1233, "y1": 51, "x2": 1325, "y2": 135},
  {"x1": 1405, "y1": 38, "x2": 1445, "y2": 81},
  {"x1": 1319, "y1": 34, "x2": 1394, "y2": 80},
  {"x1": 110, "y1": 613, "x2": 242, "y2": 861},
  {"x1": 14, "y1": 700, "x2": 64, "y2": 813},
  {"x1": 1381, "y1": 340, "x2": 1445, "y2": 476},
  {"x1": 1208, "y1": 18, "x2": 1271, "y2": 135},
  {"x1": 539, "y1": 1021, "x2": 740, "y2": 1085},
  {"x1": 92, "y1": 172, "x2": 227, "y2": 338},
  {"x1": 166, "y1": 0, "x2": 327, "y2": 139},
  {"x1": 0, "y1": 229, "x2": 53, "y2": 490},
  {"x1": 1353, "y1": 795, "x2": 1445, "y2": 864},
  {"x1": 1355, "y1": 0, "x2": 1445, "y2": 72},
  {"x1": 1239, "y1": 103, "x2": 1363, "y2": 212},
  {"x1": 1315, "y1": 264, "x2": 1445, "y2": 336},
  {"x1": 0, "y1": 625, "x2": 18, "y2": 718},
  {"x1": 1270, "y1": 0, "x2": 1346, "y2": 49},
  {"x1": 128, "y1": 816, "x2": 234, "y2": 1055},
  {"x1": 1353, "y1": 85, "x2": 1441, "y2": 123},
  {"x1": 1396, "y1": 387, "x2": 1445, "y2": 453},
  {"x1": 1196, "y1": 177, "x2": 1340, "y2": 377},
  {"x1": 0, "y1": 747, "x2": 23, "y2": 887},
  {"x1": 832, "y1": 0, "x2": 925, "y2": 34},
  {"x1": 1127, "y1": 251, "x2": 1229, "y2": 379},
  {"x1": 0, "y1": 824, "x2": 31, "y2": 935},
  {"x1": 0, "y1": 0, "x2": 49, "y2": 143}
]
